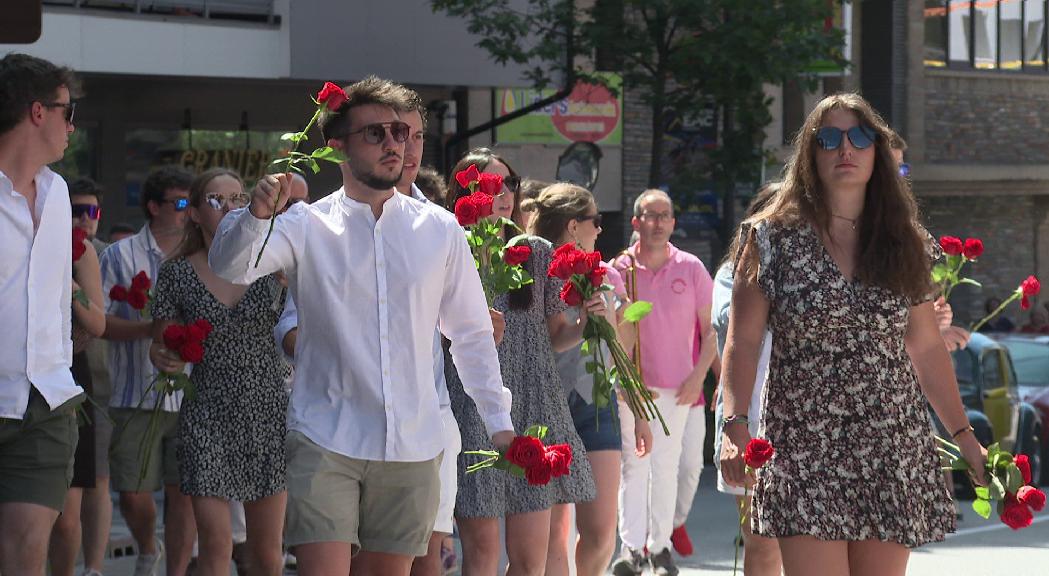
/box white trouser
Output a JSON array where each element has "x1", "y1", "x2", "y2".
[
  {"x1": 617, "y1": 394, "x2": 691, "y2": 552},
  {"x1": 672, "y1": 405, "x2": 707, "y2": 527}
]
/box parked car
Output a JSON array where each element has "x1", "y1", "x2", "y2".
[
  {"x1": 947, "y1": 333, "x2": 1043, "y2": 486},
  {"x1": 988, "y1": 333, "x2": 1049, "y2": 484}
]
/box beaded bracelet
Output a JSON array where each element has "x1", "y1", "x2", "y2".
[{"x1": 951, "y1": 424, "x2": 975, "y2": 439}]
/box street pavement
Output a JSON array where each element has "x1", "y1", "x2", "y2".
[{"x1": 93, "y1": 465, "x2": 1048, "y2": 575}]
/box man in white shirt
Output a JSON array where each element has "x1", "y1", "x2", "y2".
[
  {"x1": 0, "y1": 52, "x2": 85, "y2": 576},
  {"x1": 211, "y1": 76, "x2": 514, "y2": 576},
  {"x1": 99, "y1": 166, "x2": 195, "y2": 576}
]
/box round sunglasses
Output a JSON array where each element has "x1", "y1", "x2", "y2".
[
  {"x1": 814, "y1": 125, "x2": 876, "y2": 151},
  {"x1": 343, "y1": 122, "x2": 410, "y2": 145}
]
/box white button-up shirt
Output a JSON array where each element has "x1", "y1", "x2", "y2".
[
  {"x1": 100, "y1": 225, "x2": 180, "y2": 412},
  {"x1": 0, "y1": 167, "x2": 81, "y2": 419},
  {"x1": 211, "y1": 187, "x2": 512, "y2": 462}
]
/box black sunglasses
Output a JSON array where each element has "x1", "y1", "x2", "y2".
[
  {"x1": 42, "y1": 101, "x2": 76, "y2": 124},
  {"x1": 72, "y1": 203, "x2": 101, "y2": 220},
  {"x1": 577, "y1": 213, "x2": 603, "y2": 227},
  {"x1": 814, "y1": 125, "x2": 876, "y2": 151},
  {"x1": 344, "y1": 122, "x2": 410, "y2": 145}
]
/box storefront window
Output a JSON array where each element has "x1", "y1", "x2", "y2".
[
  {"x1": 1025, "y1": 0, "x2": 1047, "y2": 67},
  {"x1": 125, "y1": 128, "x2": 288, "y2": 207},
  {"x1": 925, "y1": 0, "x2": 948, "y2": 67},
  {"x1": 974, "y1": 1, "x2": 998, "y2": 69},
  {"x1": 949, "y1": 1, "x2": 973, "y2": 66},
  {"x1": 935, "y1": 0, "x2": 1049, "y2": 71},
  {"x1": 1001, "y1": 0, "x2": 1023, "y2": 69}
]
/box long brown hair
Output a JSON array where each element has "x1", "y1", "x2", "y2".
[
  {"x1": 170, "y1": 167, "x2": 242, "y2": 260},
  {"x1": 742, "y1": 93, "x2": 931, "y2": 302},
  {"x1": 524, "y1": 182, "x2": 593, "y2": 244},
  {"x1": 445, "y1": 148, "x2": 523, "y2": 226}
]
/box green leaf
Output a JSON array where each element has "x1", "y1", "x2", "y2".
[
  {"x1": 972, "y1": 498, "x2": 992, "y2": 519},
  {"x1": 957, "y1": 278, "x2": 982, "y2": 288},
  {"x1": 974, "y1": 486, "x2": 990, "y2": 500},
  {"x1": 309, "y1": 158, "x2": 321, "y2": 174},
  {"x1": 623, "y1": 300, "x2": 654, "y2": 323},
  {"x1": 989, "y1": 475, "x2": 1006, "y2": 500},
  {"x1": 310, "y1": 146, "x2": 346, "y2": 162},
  {"x1": 524, "y1": 424, "x2": 548, "y2": 439},
  {"x1": 1006, "y1": 463, "x2": 1024, "y2": 494},
  {"x1": 280, "y1": 132, "x2": 306, "y2": 142},
  {"x1": 931, "y1": 263, "x2": 949, "y2": 283}
]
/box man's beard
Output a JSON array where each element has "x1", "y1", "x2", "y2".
[{"x1": 349, "y1": 157, "x2": 403, "y2": 191}]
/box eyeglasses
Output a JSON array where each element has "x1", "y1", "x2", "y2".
[
  {"x1": 639, "y1": 212, "x2": 673, "y2": 223},
  {"x1": 493, "y1": 175, "x2": 522, "y2": 198},
  {"x1": 72, "y1": 203, "x2": 101, "y2": 220},
  {"x1": 814, "y1": 125, "x2": 876, "y2": 151},
  {"x1": 576, "y1": 213, "x2": 603, "y2": 227},
  {"x1": 42, "y1": 101, "x2": 76, "y2": 124},
  {"x1": 343, "y1": 122, "x2": 410, "y2": 145},
  {"x1": 205, "y1": 192, "x2": 250, "y2": 211},
  {"x1": 162, "y1": 198, "x2": 190, "y2": 211},
  {"x1": 899, "y1": 162, "x2": 911, "y2": 177}
]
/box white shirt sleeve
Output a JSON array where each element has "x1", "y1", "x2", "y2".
[
  {"x1": 209, "y1": 207, "x2": 302, "y2": 285},
  {"x1": 437, "y1": 223, "x2": 514, "y2": 437},
  {"x1": 274, "y1": 292, "x2": 299, "y2": 364}
]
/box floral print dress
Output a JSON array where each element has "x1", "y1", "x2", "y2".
[{"x1": 744, "y1": 219, "x2": 955, "y2": 547}]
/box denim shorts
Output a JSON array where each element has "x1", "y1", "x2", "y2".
[{"x1": 568, "y1": 391, "x2": 621, "y2": 452}]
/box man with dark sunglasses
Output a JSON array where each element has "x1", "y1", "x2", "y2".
[
  {"x1": 0, "y1": 51, "x2": 86, "y2": 576},
  {"x1": 211, "y1": 76, "x2": 514, "y2": 576},
  {"x1": 99, "y1": 165, "x2": 196, "y2": 576}
]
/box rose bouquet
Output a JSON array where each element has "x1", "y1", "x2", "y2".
[
  {"x1": 109, "y1": 270, "x2": 153, "y2": 319},
  {"x1": 465, "y1": 424, "x2": 572, "y2": 486},
  {"x1": 548, "y1": 243, "x2": 667, "y2": 435},
  {"x1": 130, "y1": 318, "x2": 213, "y2": 484},
  {"x1": 72, "y1": 227, "x2": 89, "y2": 308},
  {"x1": 453, "y1": 164, "x2": 533, "y2": 306},
  {"x1": 255, "y1": 82, "x2": 349, "y2": 267},
  {"x1": 932, "y1": 235, "x2": 983, "y2": 300},
  {"x1": 971, "y1": 275, "x2": 1041, "y2": 332},
  {"x1": 733, "y1": 438, "x2": 775, "y2": 575},
  {"x1": 937, "y1": 437, "x2": 1045, "y2": 530}
]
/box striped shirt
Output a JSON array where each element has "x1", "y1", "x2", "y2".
[{"x1": 99, "y1": 224, "x2": 181, "y2": 412}]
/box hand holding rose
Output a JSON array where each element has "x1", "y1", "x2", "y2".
[{"x1": 250, "y1": 174, "x2": 291, "y2": 220}]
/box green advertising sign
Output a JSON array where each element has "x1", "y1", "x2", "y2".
[{"x1": 496, "y1": 74, "x2": 623, "y2": 145}]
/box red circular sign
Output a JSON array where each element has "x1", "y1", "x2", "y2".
[{"x1": 551, "y1": 82, "x2": 620, "y2": 143}]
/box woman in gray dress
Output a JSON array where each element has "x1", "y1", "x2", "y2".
[{"x1": 444, "y1": 149, "x2": 597, "y2": 575}]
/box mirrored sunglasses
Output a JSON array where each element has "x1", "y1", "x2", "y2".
[
  {"x1": 814, "y1": 125, "x2": 876, "y2": 151},
  {"x1": 72, "y1": 203, "x2": 101, "y2": 220},
  {"x1": 345, "y1": 122, "x2": 410, "y2": 145}
]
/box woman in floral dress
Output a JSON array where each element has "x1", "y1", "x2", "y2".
[{"x1": 718, "y1": 94, "x2": 986, "y2": 576}]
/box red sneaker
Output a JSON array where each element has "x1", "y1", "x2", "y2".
[{"x1": 670, "y1": 524, "x2": 694, "y2": 556}]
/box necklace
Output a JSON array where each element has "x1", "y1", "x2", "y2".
[{"x1": 832, "y1": 214, "x2": 858, "y2": 230}]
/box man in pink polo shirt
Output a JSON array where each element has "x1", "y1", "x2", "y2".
[{"x1": 611, "y1": 189, "x2": 716, "y2": 576}]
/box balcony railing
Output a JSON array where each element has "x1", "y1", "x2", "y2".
[{"x1": 43, "y1": 0, "x2": 277, "y2": 24}]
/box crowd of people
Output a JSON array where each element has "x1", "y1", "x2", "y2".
[{"x1": 2, "y1": 50, "x2": 988, "y2": 576}]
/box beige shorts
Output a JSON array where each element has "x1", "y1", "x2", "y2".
[
  {"x1": 285, "y1": 430, "x2": 442, "y2": 556},
  {"x1": 109, "y1": 408, "x2": 180, "y2": 493}
]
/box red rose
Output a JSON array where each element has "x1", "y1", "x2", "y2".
[
  {"x1": 1001, "y1": 495, "x2": 1034, "y2": 530},
  {"x1": 548, "y1": 244, "x2": 581, "y2": 280},
  {"x1": 963, "y1": 238, "x2": 984, "y2": 260},
  {"x1": 109, "y1": 285, "x2": 128, "y2": 302},
  {"x1": 503, "y1": 245, "x2": 532, "y2": 266},
  {"x1": 1020, "y1": 276, "x2": 1040, "y2": 310},
  {"x1": 72, "y1": 228, "x2": 87, "y2": 263},
  {"x1": 570, "y1": 251, "x2": 592, "y2": 275},
  {"x1": 127, "y1": 289, "x2": 148, "y2": 311},
  {"x1": 585, "y1": 251, "x2": 603, "y2": 270},
  {"x1": 131, "y1": 270, "x2": 152, "y2": 292},
  {"x1": 316, "y1": 82, "x2": 347, "y2": 111},
  {"x1": 1015, "y1": 454, "x2": 1032, "y2": 485},
  {"x1": 545, "y1": 443, "x2": 572, "y2": 477},
  {"x1": 470, "y1": 191, "x2": 494, "y2": 218},
  {"x1": 193, "y1": 319, "x2": 214, "y2": 338},
  {"x1": 162, "y1": 325, "x2": 188, "y2": 351},
  {"x1": 455, "y1": 164, "x2": 481, "y2": 190},
  {"x1": 588, "y1": 265, "x2": 607, "y2": 288},
  {"x1": 455, "y1": 195, "x2": 481, "y2": 226},
  {"x1": 179, "y1": 341, "x2": 205, "y2": 364},
  {"x1": 1018, "y1": 485, "x2": 1046, "y2": 512},
  {"x1": 477, "y1": 172, "x2": 504, "y2": 196},
  {"x1": 939, "y1": 236, "x2": 964, "y2": 256},
  {"x1": 186, "y1": 323, "x2": 209, "y2": 344},
  {"x1": 560, "y1": 282, "x2": 583, "y2": 307},
  {"x1": 743, "y1": 438, "x2": 775, "y2": 469},
  {"x1": 524, "y1": 457, "x2": 554, "y2": 486},
  {"x1": 505, "y1": 435, "x2": 545, "y2": 469}
]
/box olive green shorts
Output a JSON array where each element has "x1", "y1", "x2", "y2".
[
  {"x1": 284, "y1": 430, "x2": 442, "y2": 556},
  {"x1": 109, "y1": 408, "x2": 180, "y2": 493},
  {"x1": 0, "y1": 389, "x2": 82, "y2": 512}
]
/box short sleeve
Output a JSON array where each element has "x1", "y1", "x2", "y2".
[
  {"x1": 532, "y1": 238, "x2": 568, "y2": 317},
  {"x1": 735, "y1": 221, "x2": 776, "y2": 302},
  {"x1": 693, "y1": 260, "x2": 714, "y2": 309},
  {"x1": 151, "y1": 259, "x2": 184, "y2": 322}
]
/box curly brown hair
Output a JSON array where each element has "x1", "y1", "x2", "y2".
[{"x1": 741, "y1": 93, "x2": 931, "y2": 302}]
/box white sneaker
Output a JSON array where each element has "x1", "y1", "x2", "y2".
[{"x1": 133, "y1": 541, "x2": 164, "y2": 576}]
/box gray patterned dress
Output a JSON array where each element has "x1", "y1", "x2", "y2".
[
  {"x1": 447, "y1": 237, "x2": 596, "y2": 518},
  {"x1": 745, "y1": 219, "x2": 955, "y2": 547},
  {"x1": 152, "y1": 257, "x2": 290, "y2": 501}
]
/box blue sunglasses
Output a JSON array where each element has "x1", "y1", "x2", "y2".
[
  {"x1": 814, "y1": 125, "x2": 876, "y2": 151},
  {"x1": 162, "y1": 198, "x2": 189, "y2": 211}
]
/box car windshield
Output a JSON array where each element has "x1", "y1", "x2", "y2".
[
  {"x1": 999, "y1": 340, "x2": 1049, "y2": 388},
  {"x1": 951, "y1": 349, "x2": 977, "y2": 396}
]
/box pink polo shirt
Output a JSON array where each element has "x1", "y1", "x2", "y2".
[{"x1": 612, "y1": 242, "x2": 714, "y2": 396}]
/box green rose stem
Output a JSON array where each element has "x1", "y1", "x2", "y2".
[{"x1": 971, "y1": 290, "x2": 1020, "y2": 333}]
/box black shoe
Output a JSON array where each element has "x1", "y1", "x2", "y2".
[
  {"x1": 611, "y1": 546, "x2": 646, "y2": 576},
  {"x1": 650, "y1": 547, "x2": 680, "y2": 576}
]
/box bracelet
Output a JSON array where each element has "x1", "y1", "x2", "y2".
[
  {"x1": 951, "y1": 424, "x2": 974, "y2": 439},
  {"x1": 722, "y1": 414, "x2": 750, "y2": 427}
]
